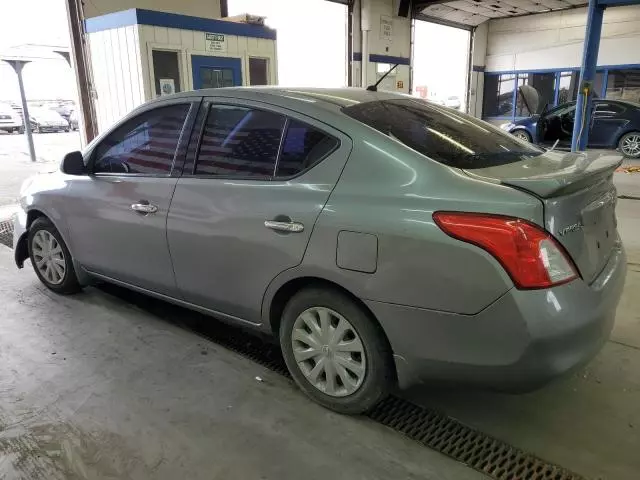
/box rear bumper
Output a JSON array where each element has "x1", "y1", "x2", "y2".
[{"x1": 367, "y1": 244, "x2": 627, "y2": 391}]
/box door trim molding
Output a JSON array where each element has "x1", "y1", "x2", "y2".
[{"x1": 85, "y1": 269, "x2": 263, "y2": 327}]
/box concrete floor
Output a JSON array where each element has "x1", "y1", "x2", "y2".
[{"x1": 0, "y1": 246, "x2": 484, "y2": 480}]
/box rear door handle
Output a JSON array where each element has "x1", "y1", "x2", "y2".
[
  {"x1": 131, "y1": 202, "x2": 158, "y2": 214},
  {"x1": 264, "y1": 220, "x2": 304, "y2": 233}
]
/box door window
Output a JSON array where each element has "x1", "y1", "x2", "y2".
[
  {"x1": 200, "y1": 67, "x2": 234, "y2": 88},
  {"x1": 93, "y1": 104, "x2": 190, "y2": 175},
  {"x1": 594, "y1": 102, "x2": 625, "y2": 117},
  {"x1": 195, "y1": 105, "x2": 286, "y2": 178},
  {"x1": 276, "y1": 120, "x2": 338, "y2": 177}
]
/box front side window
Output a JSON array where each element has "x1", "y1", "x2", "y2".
[
  {"x1": 344, "y1": 98, "x2": 543, "y2": 169},
  {"x1": 276, "y1": 120, "x2": 339, "y2": 177},
  {"x1": 195, "y1": 105, "x2": 286, "y2": 178},
  {"x1": 482, "y1": 74, "x2": 516, "y2": 117},
  {"x1": 93, "y1": 104, "x2": 189, "y2": 175}
]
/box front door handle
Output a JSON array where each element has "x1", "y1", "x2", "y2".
[
  {"x1": 131, "y1": 202, "x2": 158, "y2": 214},
  {"x1": 264, "y1": 220, "x2": 304, "y2": 233}
]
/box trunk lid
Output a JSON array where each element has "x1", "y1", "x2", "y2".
[{"x1": 464, "y1": 150, "x2": 623, "y2": 283}]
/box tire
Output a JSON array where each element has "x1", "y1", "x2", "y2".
[
  {"x1": 618, "y1": 131, "x2": 640, "y2": 158},
  {"x1": 280, "y1": 287, "x2": 393, "y2": 414},
  {"x1": 512, "y1": 129, "x2": 531, "y2": 142},
  {"x1": 18, "y1": 127, "x2": 24, "y2": 134},
  {"x1": 28, "y1": 217, "x2": 82, "y2": 294}
]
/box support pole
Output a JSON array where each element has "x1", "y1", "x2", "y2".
[
  {"x1": 65, "y1": 0, "x2": 98, "y2": 144},
  {"x1": 4, "y1": 60, "x2": 36, "y2": 163},
  {"x1": 571, "y1": 0, "x2": 605, "y2": 151}
]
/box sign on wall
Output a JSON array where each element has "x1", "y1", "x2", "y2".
[
  {"x1": 380, "y1": 16, "x2": 393, "y2": 41},
  {"x1": 205, "y1": 33, "x2": 227, "y2": 53},
  {"x1": 159, "y1": 78, "x2": 175, "y2": 96}
]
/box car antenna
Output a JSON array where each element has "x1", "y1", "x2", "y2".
[{"x1": 366, "y1": 63, "x2": 399, "y2": 92}]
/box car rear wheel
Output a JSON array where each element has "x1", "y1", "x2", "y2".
[
  {"x1": 280, "y1": 287, "x2": 392, "y2": 414},
  {"x1": 619, "y1": 132, "x2": 640, "y2": 158},
  {"x1": 28, "y1": 217, "x2": 82, "y2": 294},
  {"x1": 512, "y1": 130, "x2": 531, "y2": 142}
]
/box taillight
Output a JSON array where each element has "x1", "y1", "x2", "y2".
[{"x1": 433, "y1": 212, "x2": 578, "y2": 289}]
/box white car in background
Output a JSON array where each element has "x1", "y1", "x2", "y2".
[
  {"x1": 29, "y1": 108, "x2": 69, "y2": 133},
  {"x1": 445, "y1": 96, "x2": 462, "y2": 110},
  {"x1": 0, "y1": 104, "x2": 24, "y2": 134}
]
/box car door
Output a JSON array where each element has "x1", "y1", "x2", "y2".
[
  {"x1": 167, "y1": 99, "x2": 351, "y2": 323},
  {"x1": 589, "y1": 101, "x2": 627, "y2": 147},
  {"x1": 536, "y1": 103, "x2": 576, "y2": 147},
  {"x1": 65, "y1": 99, "x2": 198, "y2": 296}
]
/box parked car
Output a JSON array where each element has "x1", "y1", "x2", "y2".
[
  {"x1": 0, "y1": 103, "x2": 24, "y2": 134},
  {"x1": 49, "y1": 104, "x2": 73, "y2": 121},
  {"x1": 68, "y1": 109, "x2": 79, "y2": 131},
  {"x1": 13, "y1": 88, "x2": 626, "y2": 414},
  {"x1": 444, "y1": 95, "x2": 461, "y2": 110},
  {"x1": 29, "y1": 108, "x2": 69, "y2": 133},
  {"x1": 502, "y1": 92, "x2": 640, "y2": 158}
]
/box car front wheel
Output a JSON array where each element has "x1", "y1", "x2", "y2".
[
  {"x1": 512, "y1": 130, "x2": 531, "y2": 142},
  {"x1": 619, "y1": 132, "x2": 640, "y2": 158},
  {"x1": 28, "y1": 217, "x2": 82, "y2": 294},
  {"x1": 280, "y1": 287, "x2": 392, "y2": 414}
]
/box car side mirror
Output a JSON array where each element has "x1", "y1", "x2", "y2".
[{"x1": 61, "y1": 151, "x2": 86, "y2": 175}]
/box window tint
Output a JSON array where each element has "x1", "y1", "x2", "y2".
[
  {"x1": 343, "y1": 98, "x2": 543, "y2": 169},
  {"x1": 195, "y1": 105, "x2": 285, "y2": 178},
  {"x1": 93, "y1": 104, "x2": 189, "y2": 175},
  {"x1": 276, "y1": 120, "x2": 338, "y2": 177}
]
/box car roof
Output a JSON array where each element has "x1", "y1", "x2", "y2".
[{"x1": 152, "y1": 87, "x2": 410, "y2": 111}]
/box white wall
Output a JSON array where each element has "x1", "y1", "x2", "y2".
[
  {"x1": 468, "y1": 22, "x2": 487, "y2": 117},
  {"x1": 84, "y1": 0, "x2": 221, "y2": 20},
  {"x1": 352, "y1": 0, "x2": 411, "y2": 93},
  {"x1": 138, "y1": 25, "x2": 277, "y2": 95},
  {"x1": 485, "y1": 5, "x2": 640, "y2": 72},
  {"x1": 87, "y1": 25, "x2": 145, "y2": 132}
]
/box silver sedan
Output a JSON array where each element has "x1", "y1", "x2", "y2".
[{"x1": 13, "y1": 88, "x2": 626, "y2": 414}]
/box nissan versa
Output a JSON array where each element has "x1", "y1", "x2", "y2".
[{"x1": 13, "y1": 88, "x2": 626, "y2": 414}]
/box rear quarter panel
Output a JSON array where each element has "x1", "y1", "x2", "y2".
[{"x1": 271, "y1": 125, "x2": 545, "y2": 316}]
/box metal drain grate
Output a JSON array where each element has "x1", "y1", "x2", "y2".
[
  {"x1": 4, "y1": 224, "x2": 584, "y2": 480},
  {"x1": 367, "y1": 396, "x2": 582, "y2": 480},
  {"x1": 0, "y1": 219, "x2": 13, "y2": 248}
]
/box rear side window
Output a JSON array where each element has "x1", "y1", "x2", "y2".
[
  {"x1": 93, "y1": 104, "x2": 189, "y2": 175},
  {"x1": 195, "y1": 105, "x2": 286, "y2": 178},
  {"x1": 343, "y1": 99, "x2": 543, "y2": 169},
  {"x1": 276, "y1": 120, "x2": 338, "y2": 177}
]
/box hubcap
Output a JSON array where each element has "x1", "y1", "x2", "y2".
[
  {"x1": 291, "y1": 307, "x2": 366, "y2": 397},
  {"x1": 513, "y1": 131, "x2": 529, "y2": 142},
  {"x1": 32, "y1": 230, "x2": 66, "y2": 285},
  {"x1": 622, "y1": 135, "x2": 640, "y2": 157}
]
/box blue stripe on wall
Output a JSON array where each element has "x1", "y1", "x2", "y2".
[
  {"x1": 351, "y1": 52, "x2": 410, "y2": 65},
  {"x1": 85, "y1": 8, "x2": 277, "y2": 40}
]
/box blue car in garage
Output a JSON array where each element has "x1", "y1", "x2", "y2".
[{"x1": 502, "y1": 96, "x2": 640, "y2": 158}]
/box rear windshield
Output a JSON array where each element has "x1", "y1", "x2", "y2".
[{"x1": 343, "y1": 98, "x2": 544, "y2": 169}]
